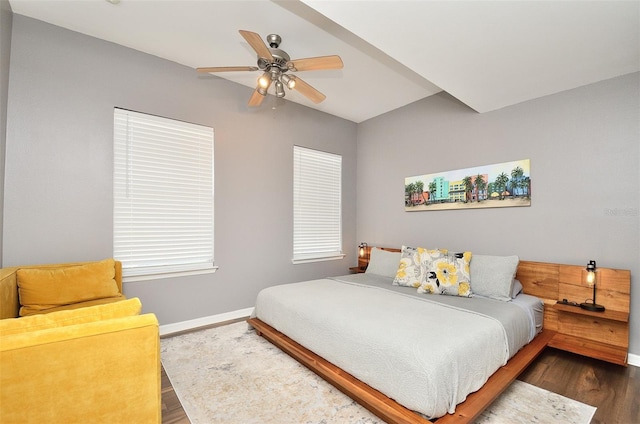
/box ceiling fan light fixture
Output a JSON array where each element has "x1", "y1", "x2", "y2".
[
  {"x1": 275, "y1": 80, "x2": 285, "y2": 98},
  {"x1": 281, "y1": 74, "x2": 296, "y2": 89},
  {"x1": 198, "y1": 30, "x2": 340, "y2": 107},
  {"x1": 258, "y1": 72, "x2": 271, "y2": 89}
]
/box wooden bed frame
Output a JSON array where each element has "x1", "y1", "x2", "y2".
[{"x1": 248, "y1": 247, "x2": 630, "y2": 423}]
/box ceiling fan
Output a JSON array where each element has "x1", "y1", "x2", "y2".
[{"x1": 197, "y1": 30, "x2": 343, "y2": 107}]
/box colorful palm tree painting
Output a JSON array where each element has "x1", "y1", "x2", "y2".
[{"x1": 405, "y1": 159, "x2": 531, "y2": 211}]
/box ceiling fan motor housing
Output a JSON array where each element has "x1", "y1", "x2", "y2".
[{"x1": 257, "y1": 47, "x2": 290, "y2": 72}]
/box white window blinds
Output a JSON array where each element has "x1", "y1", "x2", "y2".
[
  {"x1": 293, "y1": 145, "x2": 343, "y2": 263},
  {"x1": 113, "y1": 108, "x2": 214, "y2": 278}
]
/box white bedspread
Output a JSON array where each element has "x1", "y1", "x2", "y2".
[{"x1": 253, "y1": 275, "x2": 524, "y2": 419}]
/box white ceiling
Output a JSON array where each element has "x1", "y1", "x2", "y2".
[{"x1": 8, "y1": 0, "x2": 640, "y2": 123}]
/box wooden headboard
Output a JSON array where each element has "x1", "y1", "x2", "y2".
[{"x1": 359, "y1": 246, "x2": 631, "y2": 365}]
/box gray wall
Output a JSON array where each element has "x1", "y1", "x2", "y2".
[
  {"x1": 0, "y1": 0, "x2": 12, "y2": 268},
  {"x1": 5, "y1": 13, "x2": 639, "y2": 358},
  {"x1": 356, "y1": 73, "x2": 640, "y2": 355},
  {"x1": 4, "y1": 16, "x2": 357, "y2": 324}
]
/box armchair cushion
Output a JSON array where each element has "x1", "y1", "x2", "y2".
[
  {"x1": 0, "y1": 298, "x2": 142, "y2": 336},
  {"x1": 17, "y1": 259, "x2": 120, "y2": 316}
]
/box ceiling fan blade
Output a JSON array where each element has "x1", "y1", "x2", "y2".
[
  {"x1": 248, "y1": 87, "x2": 265, "y2": 107},
  {"x1": 293, "y1": 77, "x2": 326, "y2": 104},
  {"x1": 197, "y1": 66, "x2": 258, "y2": 73},
  {"x1": 239, "y1": 30, "x2": 274, "y2": 61},
  {"x1": 288, "y1": 55, "x2": 343, "y2": 72}
]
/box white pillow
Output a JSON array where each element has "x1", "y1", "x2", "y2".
[
  {"x1": 365, "y1": 248, "x2": 402, "y2": 279},
  {"x1": 511, "y1": 279, "x2": 523, "y2": 298},
  {"x1": 469, "y1": 254, "x2": 520, "y2": 302}
]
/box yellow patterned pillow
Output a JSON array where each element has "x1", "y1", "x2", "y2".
[
  {"x1": 392, "y1": 246, "x2": 426, "y2": 287},
  {"x1": 418, "y1": 251, "x2": 473, "y2": 297},
  {"x1": 17, "y1": 259, "x2": 120, "y2": 315}
]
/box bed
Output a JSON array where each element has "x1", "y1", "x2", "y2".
[{"x1": 248, "y1": 247, "x2": 557, "y2": 423}]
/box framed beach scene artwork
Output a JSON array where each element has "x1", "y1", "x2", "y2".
[{"x1": 405, "y1": 159, "x2": 531, "y2": 212}]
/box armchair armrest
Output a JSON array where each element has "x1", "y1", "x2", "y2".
[{"x1": 0, "y1": 313, "x2": 160, "y2": 423}]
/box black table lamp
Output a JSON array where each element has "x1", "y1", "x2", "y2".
[{"x1": 580, "y1": 260, "x2": 605, "y2": 312}]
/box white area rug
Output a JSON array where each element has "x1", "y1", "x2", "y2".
[{"x1": 161, "y1": 321, "x2": 596, "y2": 424}]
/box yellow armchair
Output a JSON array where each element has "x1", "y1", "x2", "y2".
[{"x1": 0, "y1": 298, "x2": 161, "y2": 423}]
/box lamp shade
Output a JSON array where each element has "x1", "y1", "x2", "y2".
[
  {"x1": 281, "y1": 74, "x2": 296, "y2": 89},
  {"x1": 275, "y1": 80, "x2": 285, "y2": 98},
  {"x1": 358, "y1": 242, "x2": 368, "y2": 271},
  {"x1": 258, "y1": 72, "x2": 271, "y2": 89}
]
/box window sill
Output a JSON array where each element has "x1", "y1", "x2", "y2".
[
  {"x1": 123, "y1": 266, "x2": 219, "y2": 283},
  {"x1": 291, "y1": 254, "x2": 346, "y2": 265}
]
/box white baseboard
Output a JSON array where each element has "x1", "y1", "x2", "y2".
[
  {"x1": 159, "y1": 307, "x2": 254, "y2": 337},
  {"x1": 627, "y1": 353, "x2": 640, "y2": 368}
]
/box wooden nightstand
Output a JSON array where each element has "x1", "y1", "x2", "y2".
[
  {"x1": 349, "y1": 267, "x2": 365, "y2": 274},
  {"x1": 547, "y1": 266, "x2": 631, "y2": 366},
  {"x1": 549, "y1": 302, "x2": 629, "y2": 365}
]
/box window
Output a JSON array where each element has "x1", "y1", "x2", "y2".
[
  {"x1": 293, "y1": 145, "x2": 343, "y2": 263},
  {"x1": 113, "y1": 108, "x2": 214, "y2": 280}
]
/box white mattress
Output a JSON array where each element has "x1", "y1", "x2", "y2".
[{"x1": 510, "y1": 292, "x2": 544, "y2": 341}]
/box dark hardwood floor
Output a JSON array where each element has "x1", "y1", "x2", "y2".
[
  {"x1": 160, "y1": 329, "x2": 639, "y2": 424},
  {"x1": 518, "y1": 348, "x2": 639, "y2": 424}
]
